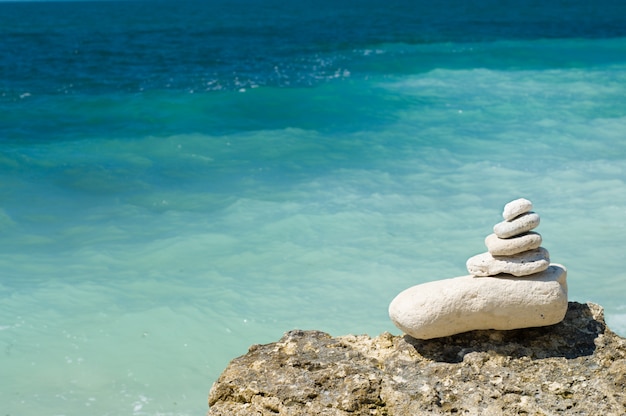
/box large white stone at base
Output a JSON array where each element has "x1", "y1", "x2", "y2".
[{"x1": 388, "y1": 264, "x2": 568, "y2": 340}]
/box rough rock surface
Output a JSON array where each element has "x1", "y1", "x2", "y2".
[{"x1": 208, "y1": 302, "x2": 626, "y2": 416}]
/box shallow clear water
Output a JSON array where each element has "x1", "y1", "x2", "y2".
[{"x1": 1, "y1": 1, "x2": 626, "y2": 415}]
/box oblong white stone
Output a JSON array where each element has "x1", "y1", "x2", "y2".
[
  {"x1": 493, "y1": 212, "x2": 540, "y2": 238},
  {"x1": 466, "y1": 247, "x2": 550, "y2": 277},
  {"x1": 388, "y1": 264, "x2": 568, "y2": 340},
  {"x1": 502, "y1": 198, "x2": 533, "y2": 221},
  {"x1": 485, "y1": 232, "x2": 542, "y2": 256}
]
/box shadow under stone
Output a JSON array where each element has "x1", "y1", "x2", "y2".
[{"x1": 404, "y1": 302, "x2": 604, "y2": 363}]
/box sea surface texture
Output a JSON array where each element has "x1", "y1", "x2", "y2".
[{"x1": 1, "y1": 0, "x2": 626, "y2": 414}]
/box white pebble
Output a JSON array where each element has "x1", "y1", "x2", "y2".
[
  {"x1": 502, "y1": 198, "x2": 533, "y2": 220},
  {"x1": 388, "y1": 264, "x2": 568, "y2": 339}
]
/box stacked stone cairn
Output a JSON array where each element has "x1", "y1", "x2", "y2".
[
  {"x1": 466, "y1": 198, "x2": 549, "y2": 277},
  {"x1": 389, "y1": 198, "x2": 568, "y2": 340}
]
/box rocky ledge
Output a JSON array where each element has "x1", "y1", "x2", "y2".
[{"x1": 208, "y1": 302, "x2": 625, "y2": 415}]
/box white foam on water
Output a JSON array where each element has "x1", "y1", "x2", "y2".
[
  {"x1": 3, "y1": 152, "x2": 625, "y2": 414},
  {"x1": 2, "y1": 54, "x2": 626, "y2": 415}
]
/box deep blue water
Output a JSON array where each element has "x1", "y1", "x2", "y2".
[{"x1": 1, "y1": 1, "x2": 626, "y2": 415}]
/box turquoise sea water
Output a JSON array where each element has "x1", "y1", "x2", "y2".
[{"x1": 2, "y1": 0, "x2": 626, "y2": 414}]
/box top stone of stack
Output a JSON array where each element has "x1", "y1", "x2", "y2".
[
  {"x1": 502, "y1": 198, "x2": 533, "y2": 221},
  {"x1": 466, "y1": 198, "x2": 550, "y2": 277}
]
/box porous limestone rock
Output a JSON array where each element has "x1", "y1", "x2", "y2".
[
  {"x1": 388, "y1": 264, "x2": 567, "y2": 340},
  {"x1": 485, "y1": 231, "x2": 542, "y2": 256},
  {"x1": 502, "y1": 197, "x2": 533, "y2": 220},
  {"x1": 208, "y1": 302, "x2": 626, "y2": 416},
  {"x1": 493, "y1": 211, "x2": 540, "y2": 238},
  {"x1": 466, "y1": 247, "x2": 550, "y2": 277}
]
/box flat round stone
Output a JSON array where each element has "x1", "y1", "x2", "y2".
[
  {"x1": 502, "y1": 198, "x2": 533, "y2": 220},
  {"x1": 388, "y1": 264, "x2": 568, "y2": 340},
  {"x1": 493, "y1": 212, "x2": 540, "y2": 238},
  {"x1": 485, "y1": 232, "x2": 542, "y2": 256},
  {"x1": 466, "y1": 247, "x2": 550, "y2": 277}
]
